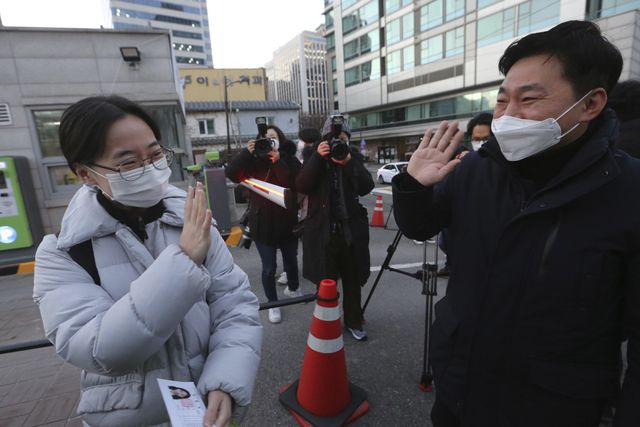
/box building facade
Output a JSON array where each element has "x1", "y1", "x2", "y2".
[
  {"x1": 266, "y1": 31, "x2": 330, "y2": 118},
  {"x1": 110, "y1": 0, "x2": 212, "y2": 66},
  {"x1": 0, "y1": 27, "x2": 190, "y2": 235},
  {"x1": 324, "y1": 0, "x2": 640, "y2": 162}
]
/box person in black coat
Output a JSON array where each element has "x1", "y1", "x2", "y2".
[
  {"x1": 607, "y1": 79, "x2": 640, "y2": 159},
  {"x1": 392, "y1": 21, "x2": 640, "y2": 426},
  {"x1": 296, "y1": 116, "x2": 374, "y2": 341},
  {"x1": 227, "y1": 125, "x2": 301, "y2": 324}
]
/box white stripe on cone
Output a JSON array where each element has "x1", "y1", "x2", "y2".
[
  {"x1": 307, "y1": 334, "x2": 344, "y2": 354},
  {"x1": 314, "y1": 305, "x2": 341, "y2": 322}
]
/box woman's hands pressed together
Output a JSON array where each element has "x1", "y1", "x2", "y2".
[{"x1": 180, "y1": 182, "x2": 212, "y2": 265}]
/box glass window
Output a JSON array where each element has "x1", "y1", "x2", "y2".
[
  {"x1": 403, "y1": 45, "x2": 414, "y2": 71},
  {"x1": 402, "y1": 12, "x2": 414, "y2": 39},
  {"x1": 445, "y1": 0, "x2": 465, "y2": 21},
  {"x1": 325, "y1": 9, "x2": 334, "y2": 29},
  {"x1": 198, "y1": 119, "x2": 214, "y2": 135},
  {"x1": 407, "y1": 104, "x2": 423, "y2": 121},
  {"x1": 342, "y1": 0, "x2": 358, "y2": 8},
  {"x1": 477, "y1": 7, "x2": 515, "y2": 47},
  {"x1": 420, "y1": 0, "x2": 443, "y2": 32},
  {"x1": 360, "y1": 1, "x2": 379, "y2": 26},
  {"x1": 481, "y1": 88, "x2": 499, "y2": 110},
  {"x1": 331, "y1": 56, "x2": 337, "y2": 72},
  {"x1": 517, "y1": 0, "x2": 559, "y2": 35},
  {"x1": 362, "y1": 59, "x2": 381, "y2": 81},
  {"x1": 430, "y1": 98, "x2": 455, "y2": 117},
  {"x1": 345, "y1": 66, "x2": 361, "y2": 86},
  {"x1": 600, "y1": 0, "x2": 640, "y2": 17},
  {"x1": 344, "y1": 39, "x2": 359, "y2": 60},
  {"x1": 386, "y1": 0, "x2": 400, "y2": 14},
  {"x1": 326, "y1": 33, "x2": 335, "y2": 49},
  {"x1": 343, "y1": 14, "x2": 359, "y2": 34},
  {"x1": 445, "y1": 26, "x2": 464, "y2": 57},
  {"x1": 333, "y1": 78, "x2": 338, "y2": 95},
  {"x1": 478, "y1": 0, "x2": 500, "y2": 7},
  {"x1": 420, "y1": 34, "x2": 443, "y2": 64},
  {"x1": 33, "y1": 110, "x2": 64, "y2": 157},
  {"x1": 387, "y1": 50, "x2": 402, "y2": 75},
  {"x1": 361, "y1": 29, "x2": 380, "y2": 53},
  {"x1": 387, "y1": 18, "x2": 401, "y2": 45},
  {"x1": 366, "y1": 112, "x2": 380, "y2": 126}
]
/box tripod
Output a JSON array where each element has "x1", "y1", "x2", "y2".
[{"x1": 362, "y1": 230, "x2": 439, "y2": 392}]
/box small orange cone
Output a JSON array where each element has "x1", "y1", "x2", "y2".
[
  {"x1": 279, "y1": 279, "x2": 369, "y2": 426},
  {"x1": 370, "y1": 195, "x2": 385, "y2": 227}
]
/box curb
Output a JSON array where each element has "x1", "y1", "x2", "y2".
[{"x1": 0, "y1": 261, "x2": 35, "y2": 276}]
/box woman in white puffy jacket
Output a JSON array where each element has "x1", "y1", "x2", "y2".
[{"x1": 33, "y1": 95, "x2": 262, "y2": 427}]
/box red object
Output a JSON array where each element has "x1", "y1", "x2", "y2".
[
  {"x1": 279, "y1": 279, "x2": 370, "y2": 426},
  {"x1": 370, "y1": 195, "x2": 385, "y2": 227}
]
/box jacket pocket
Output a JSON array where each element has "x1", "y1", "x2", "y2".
[
  {"x1": 528, "y1": 359, "x2": 619, "y2": 399},
  {"x1": 430, "y1": 297, "x2": 460, "y2": 383},
  {"x1": 77, "y1": 369, "x2": 144, "y2": 414}
]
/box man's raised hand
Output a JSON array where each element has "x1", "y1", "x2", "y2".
[{"x1": 407, "y1": 121, "x2": 464, "y2": 187}]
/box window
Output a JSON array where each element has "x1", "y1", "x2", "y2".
[
  {"x1": 331, "y1": 56, "x2": 337, "y2": 72},
  {"x1": 343, "y1": 1, "x2": 379, "y2": 35},
  {"x1": 478, "y1": 0, "x2": 500, "y2": 8},
  {"x1": 598, "y1": 0, "x2": 640, "y2": 18},
  {"x1": 342, "y1": 0, "x2": 358, "y2": 8},
  {"x1": 385, "y1": 0, "x2": 412, "y2": 14},
  {"x1": 325, "y1": 9, "x2": 334, "y2": 29},
  {"x1": 326, "y1": 33, "x2": 335, "y2": 50},
  {"x1": 387, "y1": 50, "x2": 402, "y2": 74},
  {"x1": 34, "y1": 110, "x2": 64, "y2": 158},
  {"x1": 477, "y1": 7, "x2": 515, "y2": 47},
  {"x1": 517, "y1": 0, "x2": 559, "y2": 35},
  {"x1": 333, "y1": 78, "x2": 338, "y2": 95},
  {"x1": 345, "y1": 66, "x2": 361, "y2": 86},
  {"x1": 386, "y1": 12, "x2": 413, "y2": 46},
  {"x1": 345, "y1": 59, "x2": 380, "y2": 86},
  {"x1": 420, "y1": 0, "x2": 443, "y2": 32},
  {"x1": 445, "y1": 0, "x2": 464, "y2": 20},
  {"x1": 420, "y1": 34, "x2": 443, "y2": 64},
  {"x1": 344, "y1": 29, "x2": 380, "y2": 61},
  {"x1": 403, "y1": 45, "x2": 414, "y2": 71},
  {"x1": 198, "y1": 119, "x2": 214, "y2": 135},
  {"x1": 445, "y1": 26, "x2": 464, "y2": 57}
]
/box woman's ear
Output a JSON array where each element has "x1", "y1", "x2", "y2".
[{"x1": 74, "y1": 164, "x2": 97, "y2": 185}]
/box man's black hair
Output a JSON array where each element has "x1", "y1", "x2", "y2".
[
  {"x1": 498, "y1": 20, "x2": 623, "y2": 97},
  {"x1": 467, "y1": 112, "x2": 493, "y2": 136},
  {"x1": 607, "y1": 80, "x2": 640, "y2": 122},
  {"x1": 59, "y1": 95, "x2": 161, "y2": 173},
  {"x1": 299, "y1": 127, "x2": 321, "y2": 144}
]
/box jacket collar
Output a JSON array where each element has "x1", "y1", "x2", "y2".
[{"x1": 57, "y1": 184, "x2": 186, "y2": 250}]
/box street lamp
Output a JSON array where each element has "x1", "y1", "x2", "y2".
[{"x1": 223, "y1": 75, "x2": 250, "y2": 160}]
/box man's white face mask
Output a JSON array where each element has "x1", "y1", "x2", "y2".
[{"x1": 491, "y1": 91, "x2": 592, "y2": 161}]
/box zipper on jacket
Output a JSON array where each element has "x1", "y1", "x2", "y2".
[{"x1": 538, "y1": 215, "x2": 561, "y2": 277}]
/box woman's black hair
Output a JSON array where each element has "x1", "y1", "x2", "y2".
[
  {"x1": 168, "y1": 385, "x2": 191, "y2": 400},
  {"x1": 262, "y1": 124, "x2": 287, "y2": 144},
  {"x1": 59, "y1": 95, "x2": 161, "y2": 173}
]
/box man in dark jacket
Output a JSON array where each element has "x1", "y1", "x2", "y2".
[
  {"x1": 227, "y1": 127, "x2": 301, "y2": 324},
  {"x1": 296, "y1": 116, "x2": 375, "y2": 340},
  {"x1": 392, "y1": 21, "x2": 640, "y2": 426}
]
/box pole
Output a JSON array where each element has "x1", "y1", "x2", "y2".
[{"x1": 224, "y1": 76, "x2": 231, "y2": 161}]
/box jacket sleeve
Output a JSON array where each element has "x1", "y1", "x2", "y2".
[
  {"x1": 296, "y1": 151, "x2": 326, "y2": 195},
  {"x1": 197, "y1": 229, "x2": 262, "y2": 409},
  {"x1": 392, "y1": 172, "x2": 452, "y2": 241},
  {"x1": 349, "y1": 151, "x2": 374, "y2": 196},
  {"x1": 226, "y1": 148, "x2": 254, "y2": 183},
  {"x1": 33, "y1": 235, "x2": 211, "y2": 375},
  {"x1": 614, "y1": 251, "x2": 640, "y2": 426}
]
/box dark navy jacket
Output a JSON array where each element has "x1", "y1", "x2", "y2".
[{"x1": 392, "y1": 110, "x2": 640, "y2": 426}]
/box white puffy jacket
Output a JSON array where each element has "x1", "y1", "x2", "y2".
[{"x1": 33, "y1": 185, "x2": 262, "y2": 426}]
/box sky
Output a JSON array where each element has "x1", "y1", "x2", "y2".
[{"x1": 0, "y1": 0, "x2": 325, "y2": 68}]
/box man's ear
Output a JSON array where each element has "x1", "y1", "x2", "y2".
[
  {"x1": 579, "y1": 88, "x2": 608, "y2": 122},
  {"x1": 74, "y1": 164, "x2": 97, "y2": 185}
]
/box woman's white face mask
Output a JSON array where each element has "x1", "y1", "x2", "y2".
[
  {"x1": 88, "y1": 157, "x2": 171, "y2": 208},
  {"x1": 491, "y1": 91, "x2": 592, "y2": 161}
]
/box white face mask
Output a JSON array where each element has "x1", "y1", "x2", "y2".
[
  {"x1": 88, "y1": 157, "x2": 171, "y2": 208},
  {"x1": 471, "y1": 140, "x2": 487, "y2": 151},
  {"x1": 491, "y1": 91, "x2": 591, "y2": 161}
]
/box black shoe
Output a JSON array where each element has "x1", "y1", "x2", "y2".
[{"x1": 437, "y1": 265, "x2": 449, "y2": 277}]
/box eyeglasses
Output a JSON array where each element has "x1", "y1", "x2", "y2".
[{"x1": 90, "y1": 146, "x2": 174, "y2": 181}]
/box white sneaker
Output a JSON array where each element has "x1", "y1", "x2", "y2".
[
  {"x1": 277, "y1": 272, "x2": 288, "y2": 285},
  {"x1": 268, "y1": 308, "x2": 281, "y2": 323},
  {"x1": 283, "y1": 287, "x2": 303, "y2": 298}
]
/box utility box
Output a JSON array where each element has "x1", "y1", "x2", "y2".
[{"x1": 0, "y1": 156, "x2": 44, "y2": 266}]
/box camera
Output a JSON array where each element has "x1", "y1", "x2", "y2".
[
  {"x1": 255, "y1": 116, "x2": 268, "y2": 138},
  {"x1": 328, "y1": 114, "x2": 350, "y2": 161},
  {"x1": 253, "y1": 117, "x2": 276, "y2": 160}
]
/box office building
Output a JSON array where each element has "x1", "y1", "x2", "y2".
[
  {"x1": 324, "y1": 0, "x2": 640, "y2": 162},
  {"x1": 266, "y1": 31, "x2": 330, "y2": 118},
  {"x1": 110, "y1": 0, "x2": 212, "y2": 66}
]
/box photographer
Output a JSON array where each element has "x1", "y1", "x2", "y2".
[
  {"x1": 296, "y1": 114, "x2": 374, "y2": 341},
  {"x1": 227, "y1": 124, "x2": 301, "y2": 324}
]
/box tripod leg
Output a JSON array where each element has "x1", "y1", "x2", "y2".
[
  {"x1": 384, "y1": 203, "x2": 394, "y2": 228},
  {"x1": 362, "y1": 230, "x2": 403, "y2": 314}
]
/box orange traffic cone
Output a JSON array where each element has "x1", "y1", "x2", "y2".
[
  {"x1": 279, "y1": 279, "x2": 369, "y2": 426},
  {"x1": 370, "y1": 195, "x2": 385, "y2": 227}
]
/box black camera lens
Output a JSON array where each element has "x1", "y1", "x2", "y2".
[
  {"x1": 253, "y1": 138, "x2": 273, "y2": 159},
  {"x1": 330, "y1": 138, "x2": 350, "y2": 161}
]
